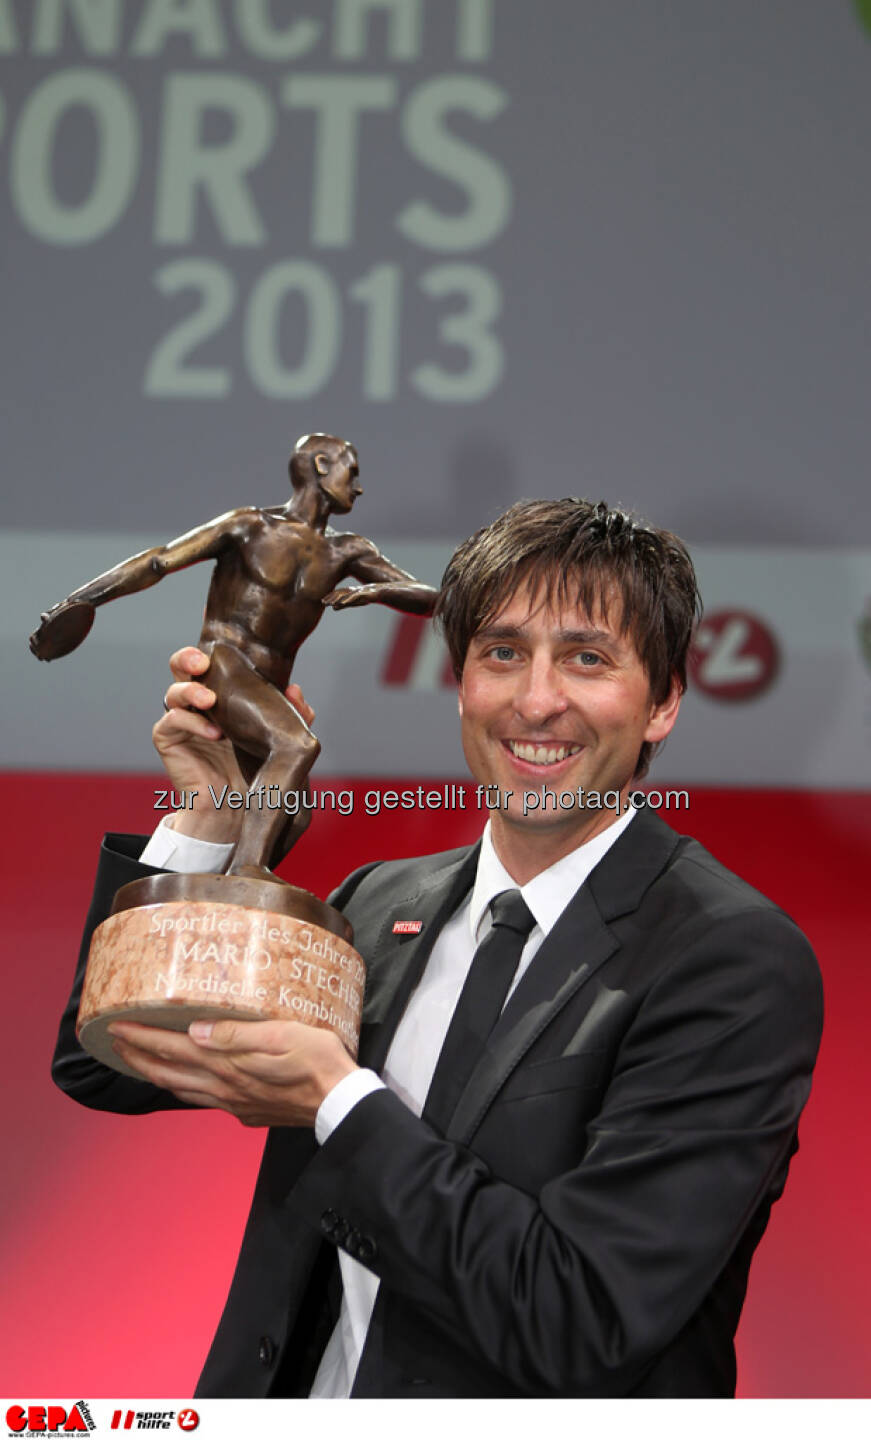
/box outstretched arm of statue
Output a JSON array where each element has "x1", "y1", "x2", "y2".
[
  {"x1": 29, "y1": 509, "x2": 254, "y2": 660},
  {"x1": 322, "y1": 541, "x2": 438, "y2": 616}
]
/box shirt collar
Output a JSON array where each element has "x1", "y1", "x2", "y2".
[{"x1": 468, "y1": 806, "x2": 636, "y2": 943}]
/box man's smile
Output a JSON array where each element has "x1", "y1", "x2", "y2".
[{"x1": 504, "y1": 739, "x2": 584, "y2": 768}]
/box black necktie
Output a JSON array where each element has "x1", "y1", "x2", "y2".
[{"x1": 422, "y1": 889, "x2": 536, "y2": 1134}]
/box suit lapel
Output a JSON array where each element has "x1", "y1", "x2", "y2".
[
  {"x1": 357, "y1": 844, "x2": 480, "y2": 1075},
  {"x1": 447, "y1": 809, "x2": 684, "y2": 1143}
]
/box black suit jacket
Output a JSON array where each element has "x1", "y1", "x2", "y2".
[{"x1": 52, "y1": 809, "x2": 823, "y2": 1397}]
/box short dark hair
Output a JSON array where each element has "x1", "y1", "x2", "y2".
[{"x1": 435, "y1": 498, "x2": 702, "y2": 779}]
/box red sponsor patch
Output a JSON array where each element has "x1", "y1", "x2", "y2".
[{"x1": 392, "y1": 920, "x2": 423, "y2": 935}]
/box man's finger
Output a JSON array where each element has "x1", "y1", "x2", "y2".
[
  {"x1": 188, "y1": 1018, "x2": 305, "y2": 1054},
  {"x1": 108, "y1": 1020, "x2": 237, "y2": 1076},
  {"x1": 110, "y1": 1033, "x2": 238, "y2": 1097},
  {"x1": 285, "y1": 682, "x2": 315, "y2": 727},
  {"x1": 170, "y1": 1089, "x2": 227, "y2": 1111},
  {"x1": 152, "y1": 706, "x2": 223, "y2": 746},
  {"x1": 168, "y1": 646, "x2": 211, "y2": 682},
  {"x1": 163, "y1": 679, "x2": 217, "y2": 713},
  {"x1": 110, "y1": 1039, "x2": 211, "y2": 1089},
  {"x1": 108, "y1": 1020, "x2": 207, "y2": 1064}
]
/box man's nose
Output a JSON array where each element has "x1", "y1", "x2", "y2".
[{"x1": 513, "y1": 655, "x2": 568, "y2": 723}]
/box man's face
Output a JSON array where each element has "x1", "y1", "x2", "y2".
[
  {"x1": 320, "y1": 446, "x2": 362, "y2": 513},
  {"x1": 457, "y1": 583, "x2": 682, "y2": 876}
]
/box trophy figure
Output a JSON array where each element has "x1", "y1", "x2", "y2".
[{"x1": 30, "y1": 434, "x2": 437, "y2": 1074}]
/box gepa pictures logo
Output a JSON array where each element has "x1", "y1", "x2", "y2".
[{"x1": 6, "y1": 1404, "x2": 95, "y2": 1436}]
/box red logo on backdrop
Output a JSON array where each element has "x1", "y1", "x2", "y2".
[
  {"x1": 176, "y1": 1416, "x2": 199, "y2": 1433},
  {"x1": 688, "y1": 610, "x2": 780, "y2": 702},
  {"x1": 6, "y1": 1406, "x2": 95, "y2": 1435},
  {"x1": 382, "y1": 615, "x2": 454, "y2": 690}
]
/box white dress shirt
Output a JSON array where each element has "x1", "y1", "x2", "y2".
[
  {"x1": 141, "y1": 806, "x2": 636, "y2": 1397},
  {"x1": 141, "y1": 814, "x2": 235, "y2": 873}
]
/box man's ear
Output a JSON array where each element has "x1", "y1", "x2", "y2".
[
  {"x1": 457, "y1": 679, "x2": 464, "y2": 718},
  {"x1": 314, "y1": 453, "x2": 331, "y2": 477},
  {"x1": 644, "y1": 673, "x2": 683, "y2": 746}
]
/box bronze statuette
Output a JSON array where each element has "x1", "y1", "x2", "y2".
[{"x1": 31, "y1": 434, "x2": 438, "y2": 1071}]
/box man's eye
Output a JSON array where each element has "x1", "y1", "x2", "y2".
[
  {"x1": 490, "y1": 645, "x2": 516, "y2": 662},
  {"x1": 575, "y1": 651, "x2": 601, "y2": 667}
]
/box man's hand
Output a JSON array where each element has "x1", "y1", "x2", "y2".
[
  {"x1": 153, "y1": 647, "x2": 314, "y2": 845},
  {"x1": 107, "y1": 1018, "x2": 357, "y2": 1127}
]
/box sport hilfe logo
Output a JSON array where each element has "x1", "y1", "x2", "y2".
[
  {"x1": 6, "y1": 1406, "x2": 95, "y2": 1435},
  {"x1": 109, "y1": 1416, "x2": 198, "y2": 1434}
]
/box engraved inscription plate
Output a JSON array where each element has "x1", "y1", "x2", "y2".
[{"x1": 78, "y1": 900, "x2": 366, "y2": 1076}]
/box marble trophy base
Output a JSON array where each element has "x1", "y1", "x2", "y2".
[{"x1": 77, "y1": 871, "x2": 366, "y2": 1078}]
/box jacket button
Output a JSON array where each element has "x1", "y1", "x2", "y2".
[
  {"x1": 258, "y1": 1335, "x2": 276, "y2": 1367},
  {"x1": 320, "y1": 1208, "x2": 340, "y2": 1237},
  {"x1": 356, "y1": 1235, "x2": 378, "y2": 1263}
]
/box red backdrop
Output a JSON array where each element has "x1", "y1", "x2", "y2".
[{"x1": 1, "y1": 773, "x2": 868, "y2": 1398}]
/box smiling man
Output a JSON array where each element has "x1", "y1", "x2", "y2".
[
  {"x1": 53, "y1": 498, "x2": 823, "y2": 1398},
  {"x1": 457, "y1": 592, "x2": 674, "y2": 872}
]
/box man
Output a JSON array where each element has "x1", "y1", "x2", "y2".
[
  {"x1": 52, "y1": 498, "x2": 823, "y2": 1397},
  {"x1": 31, "y1": 433, "x2": 436, "y2": 873}
]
